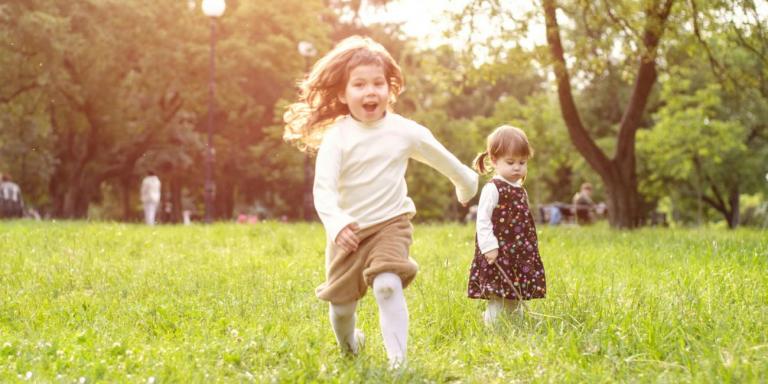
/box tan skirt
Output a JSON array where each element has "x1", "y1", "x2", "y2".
[{"x1": 316, "y1": 214, "x2": 419, "y2": 303}]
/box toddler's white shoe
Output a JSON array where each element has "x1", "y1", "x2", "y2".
[
  {"x1": 483, "y1": 309, "x2": 497, "y2": 327},
  {"x1": 507, "y1": 304, "x2": 524, "y2": 319}
]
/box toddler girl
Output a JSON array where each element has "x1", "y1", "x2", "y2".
[
  {"x1": 468, "y1": 125, "x2": 546, "y2": 325},
  {"x1": 284, "y1": 36, "x2": 478, "y2": 368}
]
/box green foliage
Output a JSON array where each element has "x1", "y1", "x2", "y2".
[
  {"x1": 641, "y1": 79, "x2": 745, "y2": 181},
  {"x1": 0, "y1": 222, "x2": 765, "y2": 381},
  {"x1": 1, "y1": 0, "x2": 766, "y2": 227},
  {"x1": 397, "y1": 40, "x2": 595, "y2": 213},
  {"x1": 0, "y1": 101, "x2": 57, "y2": 208},
  {"x1": 405, "y1": 110, "x2": 482, "y2": 221},
  {"x1": 0, "y1": 0, "x2": 332, "y2": 219},
  {"x1": 638, "y1": 26, "x2": 768, "y2": 226}
]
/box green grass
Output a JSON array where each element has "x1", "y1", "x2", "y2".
[{"x1": 0, "y1": 221, "x2": 766, "y2": 383}]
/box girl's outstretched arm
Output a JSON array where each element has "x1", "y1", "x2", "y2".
[{"x1": 410, "y1": 123, "x2": 478, "y2": 204}]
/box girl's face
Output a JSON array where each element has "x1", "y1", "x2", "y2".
[
  {"x1": 339, "y1": 64, "x2": 389, "y2": 123},
  {"x1": 492, "y1": 155, "x2": 528, "y2": 183}
]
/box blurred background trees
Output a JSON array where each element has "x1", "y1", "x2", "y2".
[{"x1": 0, "y1": 0, "x2": 765, "y2": 228}]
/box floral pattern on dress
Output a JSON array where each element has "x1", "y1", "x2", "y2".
[{"x1": 468, "y1": 179, "x2": 546, "y2": 301}]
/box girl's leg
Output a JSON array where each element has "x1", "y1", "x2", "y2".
[
  {"x1": 372, "y1": 272, "x2": 408, "y2": 368},
  {"x1": 329, "y1": 301, "x2": 363, "y2": 354},
  {"x1": 485, "y1": 297, "x2": 522, "y2": 325},
  {"x1": 483, "y1": 296, "x2": 504, "y2": 325},
  {"x1": 502, "y1": 299, "x2": 523, "y2": 318}
]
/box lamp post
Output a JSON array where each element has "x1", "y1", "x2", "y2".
[
  {"x1": 298, "y1": 41, "x2": 317, "y2": 221},
  {"x1": 202, "y1": 0, "x2": 225, "y2": 223}
]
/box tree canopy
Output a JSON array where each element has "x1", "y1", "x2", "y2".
[{"x1": 1, "y1": 0, "x2": 765, "y2": 228}]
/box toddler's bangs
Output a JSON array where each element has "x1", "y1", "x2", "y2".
[{"x1": 492, "y1": 132, "x2": 531, "y2": 159}]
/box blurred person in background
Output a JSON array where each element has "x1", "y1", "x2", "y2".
[
  {"x1": 0, "y1": 173, "x2": 24, "y2": 219},
  {"x1": 572, "y1": 182, "x2": 596, "y2": 225},
  {"x1": 140, "y1": 170, "x2": 161, "y2": 225}
]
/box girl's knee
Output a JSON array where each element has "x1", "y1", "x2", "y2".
[
  {"x1": 372, "y1": 272, "x2": 402, "y2": 300},
  {"x1": 330, "y1": 301, "x2": 357, "y2": 318}
]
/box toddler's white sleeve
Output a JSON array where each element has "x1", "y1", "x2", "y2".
[
  {"x1": 313, "y1": 131, "x2": 356, "y2": 242},
  {"x1": 476, "y1": 182, "x2": 499, "y2": 254}
]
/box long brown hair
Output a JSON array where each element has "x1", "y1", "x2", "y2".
[
  {"x1": 283, "y1": 36, "x2": 404, "y2": 151},
  {"x1": 473, "y1": 125, "x2": 534, "y2": 175}
]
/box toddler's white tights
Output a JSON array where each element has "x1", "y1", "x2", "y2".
[{"x1": 484, "y1": 296, "x2": 522, "y2": 325}]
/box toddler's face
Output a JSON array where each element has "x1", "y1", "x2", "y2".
[
  {"x1": 492, "y1": 155, "x2": 528, "y2": 183},
  {"x1": 338, "y1": 64, "x2": 389, "y2": 123}
]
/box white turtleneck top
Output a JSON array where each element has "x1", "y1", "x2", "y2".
[{"x1": 313, "y1": 113, "x2": 478, "y2": 241}]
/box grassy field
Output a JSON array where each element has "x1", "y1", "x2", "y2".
[{"x1": 0, "y1": 221, "x2": 766, "y2": 383}]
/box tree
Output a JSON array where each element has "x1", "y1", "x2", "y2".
[
  {"x1": 0, "y1": 101, "x2": 57, "y2": 209},
  {"x1": 457, "y1": 0, "x2": 767, "y2": 228},
  {"x1": 637, "y1": 0, "x2": 768, "y2": 228},
  {"x1": 541, "y1": 0, "x2": 675, "y2": 228},
  {"x1": 0, "y1": 0, "x2": 334, "y2": 220},
  {"x1": 637, "y1": 80, "x2": 751, "y2": 227},
  {"x1": 0, "y1": 1, "x2": 200, "y2": 218},
  {"x1": 444, "y1": 0, "x2": 677, "y2": 227}
]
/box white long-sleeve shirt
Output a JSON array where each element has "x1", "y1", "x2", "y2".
[
  {"x1": 476, "y1": 175, "x2": 522, "y2": 254},
  {"x1": 0, "y1": 181, "x2": 21, "y2": 202},
  {"x1": 314, "y1": 113, "x2": 478, "y2": 241},
  {"x1": 140, "y1": 175, "x2": 161, "y2": 204}
]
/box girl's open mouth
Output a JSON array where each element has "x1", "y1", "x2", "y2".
[{"x1": 362, "y1": 102, "x2": 378, "y2": 112}]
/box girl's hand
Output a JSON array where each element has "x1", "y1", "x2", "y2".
[
  {"x1": 484, "y1": 249, "x2": 499, "y2": 265},
  {"x1": 335, "y1": 223, "x2": 360, "y2": 253}
]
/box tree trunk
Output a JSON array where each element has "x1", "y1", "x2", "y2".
[
  {"x1": 74, "y1": 189, "x2": 90, "y2": 218},
  {"x1": 62, "y1": 189, "x2": 77, "y2": 218},
  {"x1": 216, "y1": 174, "x2": 234, "y2": 221},
  {"x1": 59, "y1": 184, "x2": 90, "y2": 219},
  {"x1": 167, "y1": 174, "x2": 182, "y2": 223},
  {"x1": 702, "y1": 183, "x2": 740, "y2": 229},
  {"x1": 49, "y1": 169, "x2": 66, "y2": 217},
  {"x1": 120, "y1": 176, "x2": 133, "y2": 221},
  {"x1": 542, "y1": 0, "x2": 673, "y2": 228},
  {"x1": 604, "y1": 168, "x2": 642, "y2": 228},
  {"x1": 728, "y1": 187, "x2": 739, "y2": 229}
]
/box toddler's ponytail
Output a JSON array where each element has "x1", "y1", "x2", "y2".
[{"x1": 473, "y1": 151, "x2": 490, "y2": 175}]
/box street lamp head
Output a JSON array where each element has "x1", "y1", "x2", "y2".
[
  {"x1": 298, "y1": 41, "x2": 317, "y2": 58},
  {"x1": 202, "y1": 0, "x2": 226, "y2": 17}
]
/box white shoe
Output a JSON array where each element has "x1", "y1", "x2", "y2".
[
  {"x1": 346, "y1": 328, "x2": 365, "y2": 355},
  {"x1": 483, "y1": 309, "x2": 497, "y2": 327},
  {"x1": 388, "y1": 356, "x2": 407, "y2": 372}
]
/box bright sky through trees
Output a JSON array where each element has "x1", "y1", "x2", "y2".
[
  {"x1": 360, "y1": 0, "x2": 546, "y2": 57},
  {"x1": 362, "y1": 0, "x2": 768, "y2": 49},
  {"x1": 360, "y1": 0, "x2": 468, "y2": 46}
]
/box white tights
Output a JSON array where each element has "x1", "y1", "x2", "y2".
[
  {"x1": 329, "y1": 300, "x2": 359, "y2": 354},
  {"x1": 484, "y1": 296, "x2": 522, "y2": 325},
  {"x1": 329, "y1": 272, "x2": 408, "y2": 367}
]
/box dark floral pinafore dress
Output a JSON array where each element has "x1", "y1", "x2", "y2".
[{"x1": 468, "y1": 179, "x2": 546, "y2": 301}]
